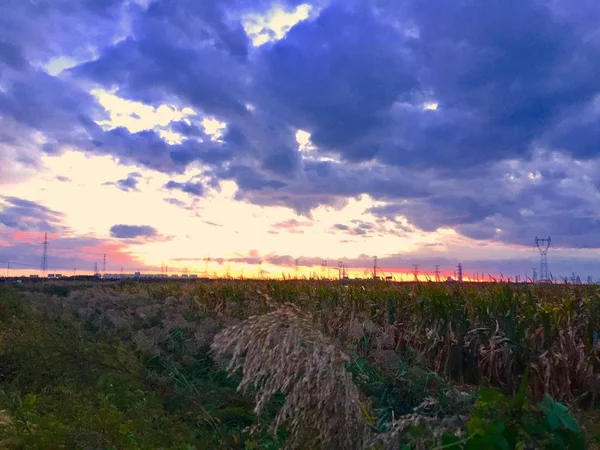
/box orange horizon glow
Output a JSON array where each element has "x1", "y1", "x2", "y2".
[{"x1": 0, "y1": 261, "x2": 508, "y2": 282}]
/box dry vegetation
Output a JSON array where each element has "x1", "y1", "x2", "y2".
[{"x1": 0, "y1": 279, "x2": 599, "y2": 448}]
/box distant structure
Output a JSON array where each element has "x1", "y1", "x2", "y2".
[
  {"x1": 373, "y1": 256, "x2": 377, "y2": 279},
  {"x1": 535, "y1": 236, "x2": 551, "y2": 283},
  {"x1": 434, "y1": 265, "x2": 440, "y2": 282},
  {"x1": 40, "y1": 233, "x2": 49, "y2": 276},
  {"x1": 413, "y1": 264, "x2": 419, "y2": 282},
  {"x1": 103, "y1": 254, "x2": 106, "y2": 274},
  {"x1": 532, "y1": 268, "x2": 538, "y2": 283},
  {"x1": 456, "y1": 263, "x2": 463, "y2": 282},
  {"x1": 337, "y1": 260, "x2": 348, "y2": 280}
]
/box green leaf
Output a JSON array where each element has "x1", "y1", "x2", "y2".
[
  {"x1": 478, "y1": 388, "x2": 504, "y2": 406},
  {"x1": 467, "y1": 416, "x2": 487, "y2": 435},
  {"x1": 509, "y1": 368, "x2": 529, "y2": 412},
  {"x1": 492, "y1": 435, "x2": 510, "y2": 450},
  {"x1": 546, "y1": 410, "x2": 559, "y2": 431},
  {"x1": 558, "y1": 411, "x2": 580, "y2": 433},
  {"x1": 441, "y1": 434, "x2": 462, "y2": 448},
  {"x1": 538, "y1": 394, "x2": 580, "y2": 433}
]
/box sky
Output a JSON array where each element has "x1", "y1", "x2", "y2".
[{"x1": 1, "y1": 0, "x2": 600, "y2": 280}]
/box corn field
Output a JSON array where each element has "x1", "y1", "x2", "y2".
[
  {"x1": 3, "y1": 279, "x2": 600, "y2": 448},
  {"x1": 105, "y1": 279, "x2": 600, "y2": 403}
]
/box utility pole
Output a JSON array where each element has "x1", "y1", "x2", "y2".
[
  {"x1": 6, "y1": 261, "x2": 9, "y2": 278},
  {"x1": 373, "y1": 256, "x2": 377, "y2": 280},
  {"x1": 40, "y1": 232, "x2": 49, "y2": 277}
]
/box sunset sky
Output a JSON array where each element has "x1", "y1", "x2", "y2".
[{"x1": 2, "y1": 0, "x2": 600, "y2": 280}]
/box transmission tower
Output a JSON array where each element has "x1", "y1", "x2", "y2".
[
  {"x1": 413, "y1": 264, "x2": 419, "y2": 282},
  {"x1": 457, "y1": 263, "x2": 463, "y2": 282},
  {"x1": 103, "y1": 254, "x2": 106, "y2": 274},
  {"x1": 338, "y1": 260, "x2": 345, "y2": 280},
  {"x1": 532, "y1": 268, "x2": 538, "y2": 283},
  {"x1": 434, "y1": 265, "x2": 440, "y2": 282},
  {"x1": 40, "y1": 232, "x2": 49, "y2": 276},
  {"x1": 373, "y1": 256, "x2": 378, "y2": 279},
  {"x1": 94, "y1": 262, "x2": 99, "y2": 277},
  {"x1": 321, "y1": 260, "x2": 328, "y2": 279},
  {"x1": 534, "y1": 236, "x2": 551, "y2": 282}
]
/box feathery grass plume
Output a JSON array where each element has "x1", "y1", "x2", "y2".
[{"x1": 211, "y1": 303, "x2": 372, "y2": 450}]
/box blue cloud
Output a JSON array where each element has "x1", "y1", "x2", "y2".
[
  {"x1": 3, "y1": 0, "x2": 600, "y2": 251},
  {"x1": 0, "y1": 197, "x2": 65, "y2": 233},
  {"x1": 109, "y1": 224, "x2": 157, "y2": 239},
  {"x1": 164, "y1": 180, "x2": 204, "y2": 196}
]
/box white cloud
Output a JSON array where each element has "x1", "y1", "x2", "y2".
[
  {"x1": 243, "y1": 3, "x2": 315, "y2": 47},
  {"x1": 202, "y1": 117, "x2": 227, "y2": 141},
  {"x1": 91, "y1": 89, "x2": 194, "y2": 133}
]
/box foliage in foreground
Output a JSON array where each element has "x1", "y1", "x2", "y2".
[
  {"x1": 213, "y1": 302, "x2": 588, "y2": 449},
  {"x1": 0, "y1": 280, "x2": 599, "y2": 448},
  {"x1": 212, "y1": 304, "x2": 369, "y2": 449}
]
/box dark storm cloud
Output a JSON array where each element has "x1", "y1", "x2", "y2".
[
  {"x1": 0, "y1": 0, "x2": 127, "y2": 64},
  {"x1": 257, "y1": 2, "x2": 416, "y2": 155},
  {"x1": 230, "y1": 159, "x2": 430, "y2": 215},
  {"x1": 367, "y1": 153, "x2": 600, "y2": 248},
  {"x1": 74, "y1": 3, "x2": 249, "y2": 116},
  {"x1": 3, "y1": 0, "x2": 600, "y2": 250},
  {"x1": 109, "y1": 224, "x2": 157, "y2": 239},
  {"x1": 0, "y1": 197, "x2": 65, "y2": 233}
]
